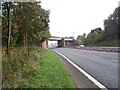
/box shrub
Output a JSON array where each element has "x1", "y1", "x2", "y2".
[{"x1": 2, "y1": 46, "x2": 43, "y2": 88}]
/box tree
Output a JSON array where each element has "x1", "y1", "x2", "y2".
[
  {"x1": 84, "y1": 28, "x2": 104, "y2": 45},
  {"x1": 104, "y1": 7, "x2": 119, "y2": 39},
  {"x1": 2, "y1": 2, "x2": 51, "y2": 53},
  {"x1": 76, "y1": 39, "x2": 82, "y2": 46},
  {"x1": 76, "y1": 33, "x2": 86, "y2": 44},
  {"x1": 2, "y1": 2, "x2": 14, "y2": 55}
]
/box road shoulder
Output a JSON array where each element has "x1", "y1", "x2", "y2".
[{"x1": 54, "y1": 50, "x2": 100, "y2": 89}]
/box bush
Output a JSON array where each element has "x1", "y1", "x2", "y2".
[
  {"x1": 2, "y1": 46, "x2": 43, "y2": 88},
  {"x1": 76, "y1": 39, "x2": 82, "y2": 46}
]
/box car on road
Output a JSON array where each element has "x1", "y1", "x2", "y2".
[{"x1": 80, "y1": 45, "x2": 84, "y2": 47}]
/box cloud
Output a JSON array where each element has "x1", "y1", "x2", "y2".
[{"x1": 41, "y1": 0, "x2": 118, "y2": 38}]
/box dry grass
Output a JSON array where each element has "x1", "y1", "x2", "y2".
[{"x1": 2, "y1": 46, "x2": 43, "y2": 88}]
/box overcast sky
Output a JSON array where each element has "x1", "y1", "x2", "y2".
[{"x1": 41, "y1": 0, "x2": 119, "y2": 39}]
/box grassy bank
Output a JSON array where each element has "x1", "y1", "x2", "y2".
[
  {"x1": 86, "y1": 39, "x2": 120, "y2": 47},
  {"x1": 23, "y1": 49, "x2": 76, "y2": 88}
]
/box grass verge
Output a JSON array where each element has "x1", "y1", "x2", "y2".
[
  {"x1": 24, "y1": 49, "x2": 77, "y2": 88},
  {"x1": 86, "y1": 39, "x2": 120, "y2": 47}
]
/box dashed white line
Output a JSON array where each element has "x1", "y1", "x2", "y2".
[
  {"x1": 53, "y1": 50, "x2": 108, "y2": 90},
  {"x1": 101, "y1": 52, "x2": 107, "y2": 53},
  {"x1": 92, "y1": 55, "x2": 100, "y2": 57},
  {"x1": 112, "y1": 59, "x2": 118, "y2": 62}
]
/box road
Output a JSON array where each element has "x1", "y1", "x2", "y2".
[{"x1": 53, "y1": 48, "x2": 118, "y2": 88}]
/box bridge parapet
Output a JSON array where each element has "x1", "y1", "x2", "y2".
[
  {"x1": 49, "y1": 36, "x2": 74, "y2": 41},
  {"x1": 49, "y1": 37, "x2": 61, "y2": 41},
  {"x1": 44, "y1": 36, "x2": 75, "y2": 48}
]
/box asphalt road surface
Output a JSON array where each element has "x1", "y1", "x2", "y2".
[{"x1": 53, "y1": 48, "x2": 118, "y2": 88}]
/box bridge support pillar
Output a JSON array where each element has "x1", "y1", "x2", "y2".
[
  {"x1": 64, "y1": 39, "x2": 76, "y2": 47},
  {"x1": 58, "y1": 38, "x2": 65, "y2": 47},
  {"x1": 42, "y1": 40, "x2": 48, "y2": 48}
]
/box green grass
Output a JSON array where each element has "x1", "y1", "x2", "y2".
[
  {"x1": 23, "y1": 49, "x2": 77, "y2": 88},
  {"x1": 86, "y1": 39, "x2": 120, "y2": 47}
]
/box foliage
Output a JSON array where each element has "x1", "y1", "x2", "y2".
[
  {"x1": 23, "y1": 49, "x2": 76, "y2": 88},
  {"x1": 84, "y1": 28, "x2": 104, "y2": 45},
  {"x1": 86, "y1": 39, "x2": 120, "y2": 47},
  {"x1": 77, "y1": 33, "x2": 86, "y2": 40},
  {"x1": 2, "y1": 2, "x2": 51, "y2": 48},
  {"x1": 76, "y1": 33, "x2": 86, "y2": 45},
  {"x1": 79, "y1": 6, "x2": 120, "y2": 46},
  {"x1": 75, "y1": 39, "x2": 81, "y2": 46},
  {"x1": 104, "y1": 7, "x2": 119, "y2": 39},
  {"x1": 2, "y1": 2, "x2": 51, "y2": 88},
  {"x1": 2, "y1": 46, "x2": 42, "y2": 88}
]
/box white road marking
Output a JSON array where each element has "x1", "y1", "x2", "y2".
[
  {"x1": 53, "y1": 50, "x2": 108, "y2": 90},
  {"x1": 112, "y1": 59, "x2": 118, "y2": 62},
  {"x1": 92, "y1": 55, "x2": 100, "y2": 57},
  {"x1": 101, "y1": 52, "x2": 107, "y2": 53}
]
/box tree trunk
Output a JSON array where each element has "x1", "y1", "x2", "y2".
[{"x1": 6, "y1": 3, "x2": 11, "y2": 56}]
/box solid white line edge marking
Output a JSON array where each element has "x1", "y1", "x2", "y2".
[{"x1": 53, "y1": 50, "x2": 108, "y2": 90}]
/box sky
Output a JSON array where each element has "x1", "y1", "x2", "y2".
[{"x1": 40, "y1": 0, "x2": 119, "y2": 39}]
